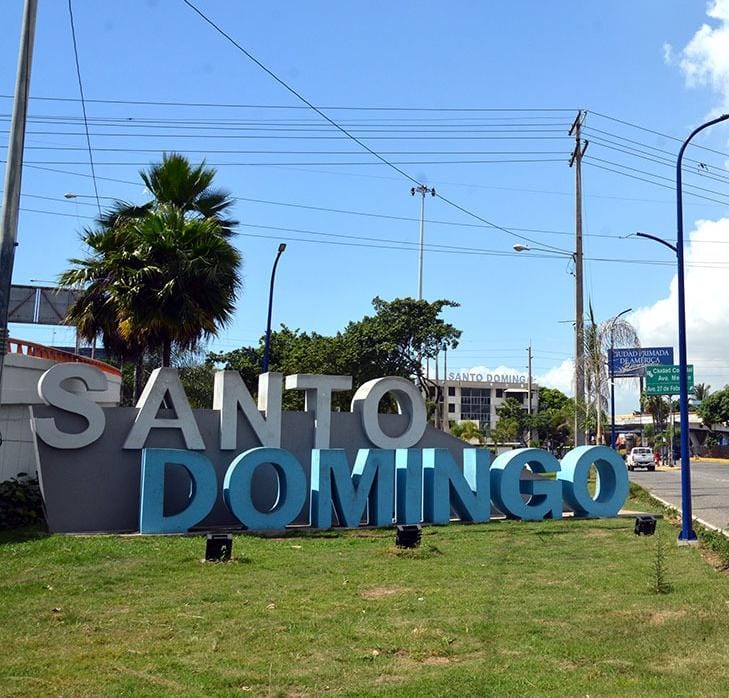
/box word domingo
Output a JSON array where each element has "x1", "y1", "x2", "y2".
[
  {"x1": 139, "y1": 444, "x2": 628, "y2": 533},
  {"x1": 447, "y1": 372, "x2": 526, "y2": 384}
]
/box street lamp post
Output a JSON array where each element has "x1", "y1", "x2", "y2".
[
  {"x1": 674, "y1": 113, "x2": 729, "y2": 544},
  {"x1": 411, "y1": 185, "x2": 436, "y2": 300},
  {"x1": 608, "y1": 307, "x2": 632, "y2": 450},
  {"x1": 637, "y1": 114, "x2": 729, "y2": 543},
  {"x1": 262, "y1": 243, "x2": 287, "y2": 374}
]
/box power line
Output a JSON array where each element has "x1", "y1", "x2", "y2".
[
  {"x1": 179, "y1": 0, "x2": 572, "y2": 256},
  {"x1": 67, "y1": 0, "x2": 100, "y2": 215},
  {"x1": 14, "y1": 204, "x2": 729, "y2": 268},
  {"x1": 22, "y1": 146, "x2": 568, "y2": 155},
  {"x1": 588, "y1": 137, "x2": 729, "y2": 187},
  {"x1": 585, "y1": 155, "x2": 729, "y2": 203},
  {"x1": 7, "y1": 157, "x2": 567, "y2": 166},
  {"x1": 590, "y1": 111, "x2": 729, "y2": 160},
  {"x1": 0, "y1": 93, "x2": 577, "y2": 112}
]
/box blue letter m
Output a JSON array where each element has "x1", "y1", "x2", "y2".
[{"x1": 310, "y1": 449, "x2": 394, "y2": 529}]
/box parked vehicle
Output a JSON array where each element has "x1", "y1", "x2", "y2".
[{"x1": 627, "y1": 447, "x2": 655, "y2": 471}]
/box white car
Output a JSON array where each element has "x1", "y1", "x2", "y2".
[{"x1": 627, "y1": 447, "x2": 655, "y2": 471}]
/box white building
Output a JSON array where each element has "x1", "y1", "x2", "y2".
[{"x1": 437, "y1": 370, "x2": 538, "y2": 433}]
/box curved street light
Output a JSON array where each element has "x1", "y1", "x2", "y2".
[
  {"x1": 262, "y1": 243, "x2": 287, "y2": 374},
  {"x1": 674, "y1": 113, "x2": 729, "y2": 543},
  {"x1": 640, "y1": 114, "x2": 729, "y2": 543}
]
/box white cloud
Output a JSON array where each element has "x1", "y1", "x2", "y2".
[
  {"x1": 662, "y1": 41, "x2": 674, "y2": 65},
  {"x1": 631, "y1": 217, "x2": 729, "y2": 396},
  {"x1": 536, "y1": 359, "x2": 574, "y2": 398},
  {"x1": 672, "y1": 0, "x2": 729, "y2": 111}
]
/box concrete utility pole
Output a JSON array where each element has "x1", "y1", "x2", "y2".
[
  {"x1": 442, "y1": 344, "x2": 448, "y2": 431},
  {"x1": 569, "y1": 111, "x2": 588, "y2": 446},
  {"x1": 0, "y1": 0, "x2": 38, "y2": 412},
  {"x1": 527, "y1": 343, "x2": 533, "y2": 445},
  {"x1": 411, "y1": 185, "x2": 436, "y2": 300}
]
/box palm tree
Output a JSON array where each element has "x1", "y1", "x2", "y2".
[
  {"x1": 98, "y1": 153, "x2": 238, "y2": 235},
  {"x1": 61, "y1": 155, "x2": 243, "y2": 398},
  {"x1": 111, "y1": 206, "x2": 241, "y2": 367},
  {"x1": 583, "y1": 303, "x2": 640, "y2": 444},
  {"x1": 641, "y1": 393, "x2": 670, "y2": 431},
  {"x1": 691, "y1": 383, "x2": 711, "y2": 405}
]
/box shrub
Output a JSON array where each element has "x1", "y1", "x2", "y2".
[{"x1": 0, "y1": 474, "x2": 45, "y2": 530}]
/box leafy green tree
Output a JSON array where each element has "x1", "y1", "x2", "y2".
[
  {"x1": 698, "y1": 386, "x2": 729, "y2": 430},
  {"x1": 496, "y1": 397, "x2": 529, "y2": 445},
  {"x1": 340, "y1": 297, "x2": 460, "y2": 388},
  {"x1": 530, "y1": 387, "x2": 574, "y2": 452},
  {"x1": 450, "y1": 420, "x2": 485, "y2": 444},
  {"x1": 209, "y1": 297, "x2": 461, "y2": 411},
  {"x1": 491, "y1": 417, "x2": 520, "y2": 447}
]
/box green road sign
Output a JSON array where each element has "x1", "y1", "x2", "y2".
[{"x1": 645, "y1": 364, "x2": 694, "y2": 395}]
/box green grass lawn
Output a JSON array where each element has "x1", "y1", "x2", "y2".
[{"x1": 2, "y1": 486, "x2": 729, "y2": 697}]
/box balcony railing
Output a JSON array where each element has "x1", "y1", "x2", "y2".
[{"x1": 6, "y1": 338, "x2": 121, "y2": 378}]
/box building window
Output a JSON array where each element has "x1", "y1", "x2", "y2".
[
  {"x1": 495, "y1": 389, "x2": 503, "y2": 398},
  {"x1": 460, "y1": 388, "x2": 491, "y2": 423},
  {"x1": 448, "y1": 403, "x2": 455, "y2": 413},
  {"x1": 448, "y1": 386, "x2": 456, "y2": 397}
]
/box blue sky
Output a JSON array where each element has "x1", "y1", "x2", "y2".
[{"x1": 2, "y1": 0, "x2": 729, "y2": 412}]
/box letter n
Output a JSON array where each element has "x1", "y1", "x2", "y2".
[
  {"x1": 423, "y1": 448, "x2": 491, "y2": 524},
  {"x1": 310, "y1": 449, "x2": 394, "y2": 528}
]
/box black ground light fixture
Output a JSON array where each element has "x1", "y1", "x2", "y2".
[
  {"x1": 395, "y1": 524, "x2": 422, "y2": 549},
  {"x1": 634, "y1": 516, "x2": 657, "y2": 536},
  {"x1": 205, "y1": 533, "x2": 233, "y2": 561}
]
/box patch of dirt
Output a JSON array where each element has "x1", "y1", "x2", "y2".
[
  {"x1": 646, "y1": 609, "x2": 687, "y2": 626},
  {"x1": 391, "y1": 649, "x2": 453, "y2": 669},
  {"x1": 360, "y1": 585, "x2": 413, "y2": 600},
  {"x1": 585, "y1": 529, "x2": 610, "y2": 538},
  {"x1": 700, "y1": 548, "x2": 729, "y2": 572},
  {"x1": 611, "y1": 608, "x2": 689, "y2": 626}
]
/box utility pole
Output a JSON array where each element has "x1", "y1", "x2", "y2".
[
  {"x1": 569, "y1": 111, "x2": 588, "y2": 446},
  {"x1": 442, "y1": 344, "x2": 448, "y2": 431},
  {"x1": 527, "y1": 343, "x2": 533, "y2": 446},
  {"x1": 411, "y1": 185, "x2": 436, "y2": 300},
  {"x1": 0, "y1": 0, "x2": 38, "y2": 411}
]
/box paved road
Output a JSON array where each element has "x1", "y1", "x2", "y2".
[{"x1": 629, "y1": 460, "x2": 729, "y2": 531}]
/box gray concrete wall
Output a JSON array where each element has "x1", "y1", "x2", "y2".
[
  {"x1": 0, "y1": 354, "x2": 121, "y2": 481},
  {"x1": 34, "y1": 405, "x2": 473, "y2": 534}
]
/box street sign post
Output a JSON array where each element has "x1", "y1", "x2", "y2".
[
  {"x1": 609, "y1": 347, "x2": 674, "y2": 377},
  {"x1": 645, "y1": 364, "x2": 694, "y2": 395}
]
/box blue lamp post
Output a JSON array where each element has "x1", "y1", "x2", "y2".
[
  {"x1": 262, "y1": 243, "x2": 287, "y2": 374},
  {"x1": 639, "y1": 113, "x2": 729, "y2": 544}
]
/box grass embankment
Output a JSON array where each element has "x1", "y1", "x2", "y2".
[{"x1": 2, "y1": 485, "x2": 729, "y2": 696}]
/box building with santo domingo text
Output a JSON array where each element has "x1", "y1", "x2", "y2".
[{"x1": 435, "y1": 371, "x2": 539, "y2": 433}]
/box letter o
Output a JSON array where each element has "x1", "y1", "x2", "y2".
[
  {"x1": 476, "y1": 374, "x2": 483, "y2": 381},
  {"x1": 223, "y1": 448, "x2": 306, "y2": 530},
  {"x1": 557, "y1": 446, "x2": 628, "y2": 517},
  {"x1": 351, "y1": 377, "x2": 427, "y2": 449},
  {"x1": 490, "y1": 448, "x2": 562, "y2": 520}
]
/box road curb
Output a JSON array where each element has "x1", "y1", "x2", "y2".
[{"x1": 643, "y1": 492, "x2": 728, "y2": 538}]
